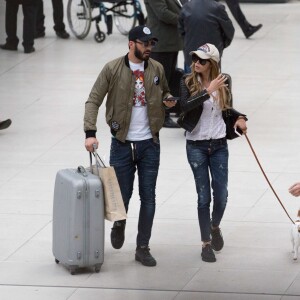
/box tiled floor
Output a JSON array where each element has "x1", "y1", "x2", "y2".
[{"x1": 1, "y1": 0, "x2": 300, "y2": 299}]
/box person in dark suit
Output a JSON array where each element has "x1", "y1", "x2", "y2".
[
  {"x1": 179, "y1": 0, "x2": 235, "y2": 73},
  {"x1": 0, "y1": 0, "x2": 38, "y2": 53},
  {"x1": 144, "y1": 0, "x2": 183, "y2": 128},
  {"x1": 35, "y1": 0, "x2": 70, "y2": 39},
  {"x1": 225, "y1": 0, "x2": 262, "y2": 38}
]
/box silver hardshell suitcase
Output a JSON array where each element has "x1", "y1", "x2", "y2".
[{"x1": 52, "y1": 165, "x2": 104, "y2": 275}]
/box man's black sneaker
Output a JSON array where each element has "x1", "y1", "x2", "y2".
[
  {"x1": 135, "y1": 246, "x2": 157, "y2": 267},
  {"x1": 110, "y1": 220, "x2": 126, "y2": 249},
  {"x1": 56, "y1": 30, "x2": 70, "y2": 39},
  {"x1": 211, "y1": 227, "x2": 224, "y2": 251},
  {"x1": 201, "y1": 244, "x2": 216, "y2": 263}
]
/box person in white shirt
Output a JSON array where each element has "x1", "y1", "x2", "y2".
[
  {"x1": 178, "y1": 43, "x2": 247, "y2": 262},
  {"x1": 84, "y1": 26, "x2": 176, "y2": 267}
]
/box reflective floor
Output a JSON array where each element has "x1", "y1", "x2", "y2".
[{"x1": 1, "y1": 0, "x2": 300, "y2": 299}]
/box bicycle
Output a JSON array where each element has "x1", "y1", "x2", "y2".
[{"x1": 67, "y1": 0, "x2": 145, "y2": 43}]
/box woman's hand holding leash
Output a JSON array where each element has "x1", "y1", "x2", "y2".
[{"x1": 234, "y1": 117, "x2": 247, "y2": 134}]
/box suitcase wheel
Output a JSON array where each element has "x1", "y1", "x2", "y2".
[
  {"x1": 70, "y1": 266, "x2": 77, "y2": 275},
  {"x1": 95, "y1": 265, "x2": 101, "y2": 273},
  {"x1": 55, "y1": 258, "x2": 59, "y2": 264}
]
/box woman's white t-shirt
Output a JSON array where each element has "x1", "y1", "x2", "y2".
[{"x1": 186, "y1": 91, "x2": 226, "y2": 141}]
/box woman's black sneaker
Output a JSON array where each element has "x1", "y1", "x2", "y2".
[
  {"x1": 211, "y1": 227, "x2": 224, "y2": 251},
  {"x1": 201, "y1": 244, "x2": 216, "y2": 262},
  {"x1": 110, "y1": 220, "x2": 126, "y2": 249},
  {"x1": 135, "y1": 246, "x2": 157, "y2": 267}
]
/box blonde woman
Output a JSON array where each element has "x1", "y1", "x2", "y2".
[{"x1": 178, "y1": 43, "x2": 247, "y2": 262}]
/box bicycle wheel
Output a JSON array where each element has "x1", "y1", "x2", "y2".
[
  {"x1": 67, "y1": 0, "x2": 92, "y2": 39},
  {"x1": 114, "y1": 0, "x2": 137, "y2": 35}
]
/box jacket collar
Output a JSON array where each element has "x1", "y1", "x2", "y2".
[{"x1": 125, "y1": 53, "x2": 148, "y2": 69}]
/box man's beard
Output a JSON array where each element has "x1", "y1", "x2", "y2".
[{"x1": 134, "y1": 47, "x2": 150, "y2": 61}]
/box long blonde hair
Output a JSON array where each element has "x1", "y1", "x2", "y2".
[{"x1": 185, "y1": 60, "x2": 231, "y2": 110}]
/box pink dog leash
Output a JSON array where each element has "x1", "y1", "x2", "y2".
[{"x1": 243, "y1": 133, "x2": 295, "y2": 225}]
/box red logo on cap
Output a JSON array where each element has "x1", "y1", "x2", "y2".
[{"x1": 198, "y1": 44, "x2": 210, "y2": 53}]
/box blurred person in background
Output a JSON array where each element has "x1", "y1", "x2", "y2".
[
  {"x1": 0, "y1": 0, "x2": 38, "y2": 53},
  {"x1": 179, "y1": 0, "x2": 234, "y2": 73},
  {"x1": 224, "y1": 0, "x2": 262, "y2": 38},
  {"x1": 35, "y1": 0, "x2": 70, "y2": 39},
  {"x1": 144, "y1": 0, "x2": 183, "y2": 128}
]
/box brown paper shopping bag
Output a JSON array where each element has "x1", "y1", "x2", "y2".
[{"x1": 90, "y1": 152, "x2": 127, "y2": 222}]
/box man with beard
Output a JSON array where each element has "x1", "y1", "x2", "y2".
[{"x1": 84, "y1": 25, "x2": 176, "y2": 267}]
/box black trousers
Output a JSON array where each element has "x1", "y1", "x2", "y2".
[
  {"x1": 150, "y1": 51, "x2": 178, "y2": 85},
  {"x1": 225, "y1": 0, "x2": 249, "y2": 32},
  {"x1": 150, "y1": 51, "x2": 180, "y2": 116},
  {"x1": 5, "y1": 1, "x2": 37, "y2": 48},
  {"x1": 36, "y1": 0, "x2": 65, "y2": 34}
]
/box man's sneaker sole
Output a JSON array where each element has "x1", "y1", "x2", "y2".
[
  {"x1": 135, "y1": 246, "x2": 157, "y2": 267},
  {"x1": 201, "y1": 254, "x2": 216, "y2": 263},
  {"x1": 135, "y1": 254, "x2": 157, "y2": 267}
]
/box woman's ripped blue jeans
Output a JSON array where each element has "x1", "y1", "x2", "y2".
[{"x1": 186, "y1": 138, "x2": 228, "y2": 242}]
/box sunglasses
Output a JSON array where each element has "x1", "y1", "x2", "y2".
[
  {"x1": 192, "y1": 54, "x2": 208, "y2": 65},
  {"x1": 134, "y1": 40, "x2": 157, "y2": 48}
]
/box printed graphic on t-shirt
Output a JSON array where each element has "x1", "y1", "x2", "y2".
[{"x1": 133, "y1": 70, "x2": 146, "y2": 106}]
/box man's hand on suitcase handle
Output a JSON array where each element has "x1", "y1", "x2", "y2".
[{"x1": 85, "y1": 137, "x2": 98, "y2": 152}]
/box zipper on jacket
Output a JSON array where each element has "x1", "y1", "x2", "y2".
[{"x1": 187, "y1": 91, "x2": 209, "y2": 103}]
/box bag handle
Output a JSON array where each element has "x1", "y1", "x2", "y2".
[{"x1": 89, "y1": 144, "x2": 107, "y2": 175}]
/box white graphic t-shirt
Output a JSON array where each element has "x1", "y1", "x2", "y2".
[{"x1": 126, "y1": 61, "x2": 152, "y2": 141}]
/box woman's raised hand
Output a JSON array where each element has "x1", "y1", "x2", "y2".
[{"x1": 206, "y1": 74, "x2": 227, "y2": 95}]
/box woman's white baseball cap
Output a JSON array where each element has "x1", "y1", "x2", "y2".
[{"x1": 189, "y1": 43, "x2": 220, "y2": 63}]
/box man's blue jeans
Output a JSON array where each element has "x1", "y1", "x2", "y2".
[
  {"x1": 109, "y1": 137, "x2": 160, "y2": 246},
  {"x1": 186, "y1": 138, "x2": 228, "y2": 242}
]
